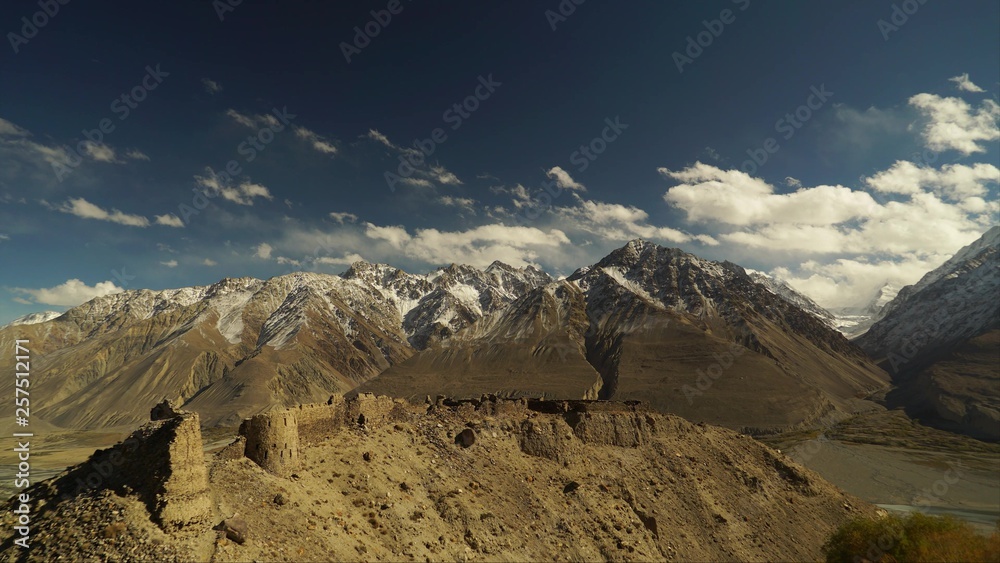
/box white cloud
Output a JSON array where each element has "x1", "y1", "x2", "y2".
[
  {"x1": 556, "y1": 196, "x2": 696, "y2": 244},
  {"x1": 202, "y1": 258, "x2": 217, "y2": 266},
  {"x1": 661, "y1": 162, "x2": 878, "y2": 226},
  {"x1": 57, "y1": 197, "x2": 150, "y2": 227},
  {"x1": 254, "y1": 242, "x2": 273, "y2": 259},
  {"x1": 865, "y1": 161, "x2": 1000, "y2": 199},
  {"x1": 364, "y1": 129, "x2": 395, "y2": 148},
  {"x1": 948, "y1": 73, "x2": 985, "y2": 93},
  {"x1": 154, "y1": 213, "x2": 184, "y2": 227},
  {"x1": 772, "y1": 255, "x2": 951, "y2": 309},
  {"x1": 294, "y1": 126, "x2": 337, "y2": 155},
  {"x1": 908, "y1": 93, "x2": 1000, "y2": 155},
  {"x1": 427, "y1": 165, "x2": 462, "y2": 185},
  {"x1": 438, "y1": 196, "x2": 476, "y2": 213},
  {"x1": 659, "y1": 159, "x2": 995, "y2": 307},
  {"x1": 81, "y1": 142, "x2": 119, "y2": 163},
  {"x1": 194, "y1": 172, "x2": 274, "y2": 206},
  {"x1": 329, "y1": 211, "x2": 359, "y2": 224},
  {"x1": 202, "y1": 78, "x2": 223, "y2": 94},
  {"x1": 545, "y1": 166, "x2": 586, "y2": 192},
  {"x1": 160, "y1": 260, "x2": 178, "y2": 268},
  {"x1": 0, "y1": 118, "x2": 29, "y2": 137},
  {"x1": 13, "y1": 279, "x2": 124, "y2": 307},
  {"x1": 313, "y1": 253, "x2": 365, "y2": 266},
  {"x1": 363, "y1": 222, "x2": 570, "y2": 268},
  {"x1": 125, "y1": 149, "x2": 150, "y2": 161},
  {"x1": 0, "y1": 234, "x2": 9, "y2": 241},
  {"x1": 225, "y1": 109, "x2": 280, "y2": 129},
  {"x1": 225, "y1": 109, "x2": 257, "y2": 128}
]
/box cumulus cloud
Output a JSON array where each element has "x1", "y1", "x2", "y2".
[
  {"x1": 56, "y1": 197, "x2": 150, "y2": 227},
  {"x1": 154, "y1": 213, "x2": 185, "y2": 227},
  {"x1": 294, "y1": 126, "x2": 337, "y2": 155},
  {"x1": 202, "y1": 258, "x2": 218, "y2": 266},
  {"x1": 660, "y1": 159, "x2": 995, "y2": 307},
  {"x1": 948, "y1": 73, "x2": 985, "y2": 93},
  {"x1": 908, "y1": 93, "x2": 1000, "y2": 155},
  {"x1": 254, "y1": 243, "x2": 273, "y2": 259},
  {"x1": 0, "y1": 234, "x2": 9, "y2": 241},
  {"x1": 661, "y1": 163, "x2": 878, "y2": 226},
  {"x1": 160, "y1": 260, "x2": 178, "y2": 268},
  {"x1": 865, "y1": 161, "x2": 1000, "y2": 199},
  {"x1": 13, "y1": 279, "x2": 124, "y2": 307},
  {"x1": 545, "y1": 166, "x2": 586, "y2": 192}
]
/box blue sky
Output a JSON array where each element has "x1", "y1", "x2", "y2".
[{"x1": 1, "y1": 0, "x2": 998, "y2": 323}]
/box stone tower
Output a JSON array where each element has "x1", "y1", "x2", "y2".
[{"x1": 240, "y1": 410, "x2": 299, "y2": 477}]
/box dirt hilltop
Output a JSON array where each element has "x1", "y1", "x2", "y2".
[{"x1": 1, "y1": 395, "x2": 878, "y2": 562}]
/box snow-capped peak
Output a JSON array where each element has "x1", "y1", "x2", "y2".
[{"x1": 2, "y1": 311, "x2": 63, "y2": 329}]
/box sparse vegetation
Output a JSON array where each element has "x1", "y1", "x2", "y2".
[{"x1": 823, "y1": 512, "x2": 1000, "y2": 562}]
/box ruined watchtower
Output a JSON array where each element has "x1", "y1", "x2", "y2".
[{"x1": 240, "y1": 410, "x2": 299, "y2": 477}]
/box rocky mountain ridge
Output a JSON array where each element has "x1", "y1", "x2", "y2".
[{"x1": 857, "y1": 226, "x2": 1000, "y2": 440}]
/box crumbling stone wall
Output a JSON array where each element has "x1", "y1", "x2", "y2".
[
  {"x1": 296, "y1": 395, "x2": 346, "y2": 446},
  {"x1": 345, "y1": 393, "x2": 402, "y2": 429},
  {"x1": 240, "y1": 410, "x2": 299, "y2": 477},
  {"x1": 47, "y1": 402, "x2": 212, "y2": 531}
]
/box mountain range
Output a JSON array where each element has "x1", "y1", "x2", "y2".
[{"x1": 1, "y1": 229, "x2": 996, "y2": 441}]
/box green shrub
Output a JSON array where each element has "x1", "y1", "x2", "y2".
[{"x1": 823, "y1": 512, "x2": 1000, "y2": 562}]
